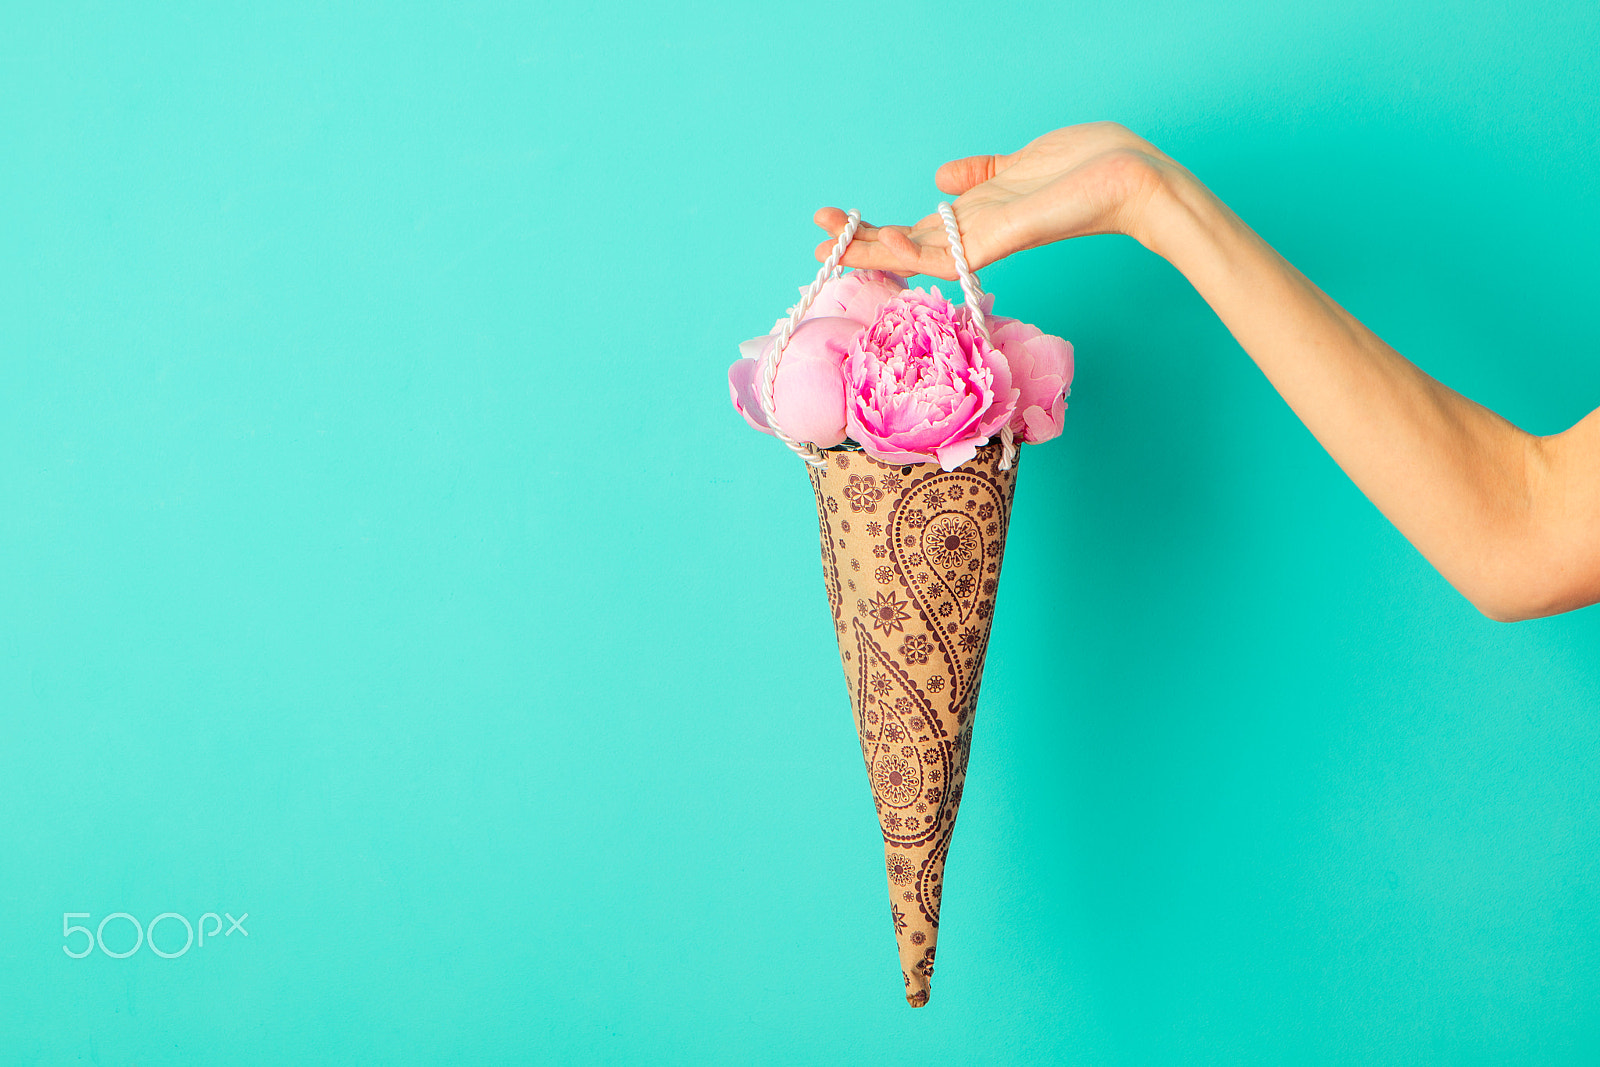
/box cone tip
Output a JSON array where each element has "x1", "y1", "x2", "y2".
[{"x1": 906, "y1": 990, "x2": 929, "y2": 1008}]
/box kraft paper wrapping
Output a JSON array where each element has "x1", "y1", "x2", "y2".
[{"x1": 806, "y1": 441, "x2": 1019, "y2": 1007}]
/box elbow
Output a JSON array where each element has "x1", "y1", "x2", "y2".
[
  {"x1": 1463, "y1": 434, "x2": 1598, "y2": 623},
  {"x1": 1472, "y1": 596, "x2": 1546, "y2": 624},
  {"x1": 1464, "y1": 565, "x2": 1599, "y2": 624}
]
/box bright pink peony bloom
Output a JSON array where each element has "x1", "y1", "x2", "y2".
[
  {"x1": 844, "y1": 287, "x2": 1018, "y2": 471},
  {"x1": 727, "y1": 316, "x2": 862, "y2": 448},
  {"x1": 985, "y1": 314, "x2": 1074, "y2": 443}
]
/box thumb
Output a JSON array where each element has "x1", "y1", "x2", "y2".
[{"x1": 934, "y1": 152, "x2": 1013, "y2": 195}]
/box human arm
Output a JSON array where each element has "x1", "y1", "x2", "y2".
[{"x1": 814, "y1": 122, "x2": 1600, "y2": 621}]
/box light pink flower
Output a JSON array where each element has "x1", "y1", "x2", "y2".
[
  {"x1": 727, "y1": 316, "x2": 861, "y2": 448},
  {"x1": 844, "y1": 287, "x2": 1018, "y2": 471},
  {"x1": 985, "y1": 314, "x2": 1074, "y2": 443}
]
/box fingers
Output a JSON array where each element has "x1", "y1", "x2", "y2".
[
  {"x1": 811, "y1": 232, "x2": 921, "y2": 275},
  {"x1": 934, "y1": 156, "x2": 989, "y2": 195},
  {"x1": 812, "y1": 207, "x2": 909, "y2": 267},
  {"x1": 813, "y1": 206, "x2": 852, "y2": 231},
  {"x1": 934, "y1": 153, "x2": 1011, "y2": 195},
  {"x1": 811, "y1": 206, "x2": 960, "y2": 279},
  {"x1": 813, "y1": 238, "x2": 958, "y2": 281},
  {"x1": 878, "y1": 226, "x2": 920, "y2": 259},
  {"x1": 812, "y1": 206, "x2": 895, "y2": 245}
]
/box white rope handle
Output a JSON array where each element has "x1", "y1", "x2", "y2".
[
  {"x1": 757, "y1": 209, "x2": 863, "y2": 468},
  {"x1": 938, "y1": 201, "x2": 1016, "y2": 471}
]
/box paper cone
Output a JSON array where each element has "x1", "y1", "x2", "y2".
[{"x1": 807, "y1": 441, "x2": 1020, "y2": 1007}]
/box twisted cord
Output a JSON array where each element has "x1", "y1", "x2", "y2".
[
  {"x1": 757, "y1": 209, "x2": 862, "y2": 469},
  {"x1": 937, "y1": 201, "x2": 1017, "y2": 471}
]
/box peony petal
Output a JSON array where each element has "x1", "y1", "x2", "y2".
[
  {"x1": 858, "y1": 442, "x2": 939, "y2": 467},
  {"x1": 974, "y1": 343, "x2": 1018, "y2": 438},
  {"x1": 935, "y1": 438, "x2": 981, "y2": 471},
  {"x1": 805, "y1": 269, "x2": 909, "y2": 327},
  {"x1": 738, "y1": 333, "x2": 775, "y2": 363},
  {"x1": 1019, "y1": 395, "x2": 1067, "y2": 443},
  {"x1": 773, "y1": 351, "x2": 847, "y2": 447},
  {"x1": 779, "y1": 316, "x2": 861, "y2": 370},
  {"x1": 759, "y1": 317, "x2": 862, "y2": 446},
  {"x1": 728, "y1": 357, "x2": 775, "y2": 435},
  {"x1": 1024, "y1": 332, "x2": 1074, "y2": 388},
  {"x1": 987, "y1": 316, "x2": 1037, "y2": 349}
]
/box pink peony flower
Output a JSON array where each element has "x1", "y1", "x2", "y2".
[
  {"x1": 985, "y1": 314, "x2": 1074, "y2": 443},
  {"x1": 844, "y1": 287, "x2": 1018, "y2": 471},
  {"x1": 727, "y1": 316, "x2": 862, "y2": 448}
]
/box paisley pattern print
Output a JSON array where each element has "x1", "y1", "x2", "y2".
[
  {"x1": 814, "y1": 483, "x2": 843, "y2": 627},
  {"x1": 806, "y1": 442, "x2": 1019, "y2": 1007},
  {"x1": 855, "y1": 617, "x2": 951, "y2": 853},
  {"x1": 888, "y1": 472, "x2": 1008, "y2": 704}
]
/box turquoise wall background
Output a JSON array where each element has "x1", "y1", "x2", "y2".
[{"x1": 4, "y1": 1, "x2": 1599, "y2": 1062}]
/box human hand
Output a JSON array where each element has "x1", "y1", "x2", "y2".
[{"x1": 813, "y1": 121, "x2": 1174, "y2": 280}]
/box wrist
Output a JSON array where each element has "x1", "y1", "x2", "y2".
[
  {"x1": 1126, "y1": 161, "x2": 1195, "y2": 255},
  {"x1": 1127, "y1": 161, "x2": 1242, "y2": 280}
]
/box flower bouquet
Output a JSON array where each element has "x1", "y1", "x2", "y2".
[{"x1": 727, "y1": 206, "x2": 1073, "y2": 1007}]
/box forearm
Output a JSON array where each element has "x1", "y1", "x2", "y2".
[{"x1": 1133, "y1": 166, "x2": 1548, "y2": 619}]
